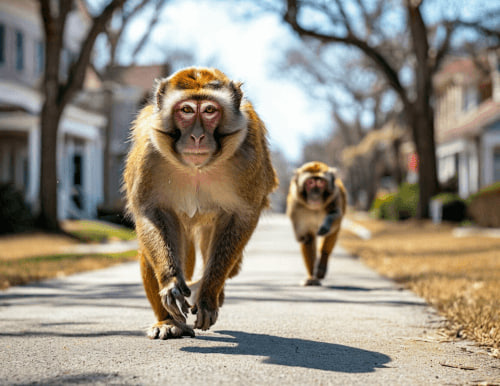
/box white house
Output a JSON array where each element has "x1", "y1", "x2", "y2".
[
  {"x1": 0, "y1": 0, "x2": 105, "y2": 220},
  {"x1": 434, "y1": 50, "x2": 500, "y2": 198},
  {"x1": 100, "y1": 64, "x2": 171, "y2": 212}
]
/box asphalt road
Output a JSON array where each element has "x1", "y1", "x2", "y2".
[{"x1": 1, "y1": 214, "x2": 498, "y2": 385}]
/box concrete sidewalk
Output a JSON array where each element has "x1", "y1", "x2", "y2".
[{"x1": 0, "y1": 214, "x2": 498, "y2": 385}]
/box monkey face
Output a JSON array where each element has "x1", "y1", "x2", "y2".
[
  {"x1": 292, "y1": 161, "x2": 339, "y2": 210},
  {"x1": 303, "y1": 177, "x2": 330, "y2": 208},
  {"x1": 173, "y1": 99, "x2": 221, "y2": 166},
  {"x1": 152, "y1": 67, "x2": 248, "y2": 170}
]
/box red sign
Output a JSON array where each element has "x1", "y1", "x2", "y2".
[{"x1": 408, "y1": 153, "x2": 419, "y2": 172}]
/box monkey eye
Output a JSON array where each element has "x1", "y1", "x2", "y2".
[
  {"x1": 204, "y1": 105, "x2": 217, "y2": 114},
  {"x1": 305, "y1": 179, "x2": 316, "y2": 189},
  {"x1": 316, "y1": 179, "x2": 326, "y2": 188},
  {"x1": 181, "y1": 105, "x2": 194, "y2": 113}
]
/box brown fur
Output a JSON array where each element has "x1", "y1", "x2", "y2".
[
  {"x1": 286, "y1": 161, "x2": 346, "y2": 286},
  {"x1": 124, "y1": 67, "x2": 278, "y2": 339}
]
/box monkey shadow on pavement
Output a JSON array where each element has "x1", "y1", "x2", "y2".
[{"x1": 181, "y1": 330, "x2": 390, "y2": 373}]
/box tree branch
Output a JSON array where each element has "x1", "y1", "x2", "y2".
[
  {"x1": 431, "y1": 21, "x2": 454, "y2": 73},
  {"x1": 455, "y1": 19, "x2": 500, "y2": 41},
  {"x1": 130, "y1": 0, "x2": 169, "y2": 62},
  {"x1": 332, "y1": 0, "x2": 352, "y2": 35},
  {"x1": 60, "y1": 0, "x2": 126, "y2": 108},
  {"x1": 284, "y1": 0, "x2": 411, "y2": 110}
]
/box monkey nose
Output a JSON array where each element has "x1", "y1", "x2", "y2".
[{"x1": 190, "y1": 134, "x2": 205, "y2": 147}]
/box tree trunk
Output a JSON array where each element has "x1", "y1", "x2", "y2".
[
  {"x1": 407, "y1": 2, "x2": 439, "y2": 218},
  {"x1": 36, "y1": 0, "x2": 126, "y2": 231},
  {"x1": 364, "y1": 153, "x2": 380, "y2": 211},
  {"x1": 38, "y1": 102, "x2": 63, "y2": 231},
  {"x1": 392, "y1": 138, "x2": 404, "y2": 186},
  {"x1": 102, "y1": 86, "x2": 113, "y2": 207},
  {"x1": 408, "y1": 105, "x2": 439, "y2": 218}
]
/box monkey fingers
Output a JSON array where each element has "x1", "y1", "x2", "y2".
[
  {"x1": 147, "y1": 319, "x2": 195, "y2": 340},
  {"x1": 317, "y1": 215, "x2": 334, "y2": 236},
  {"x1": 193, "y1": 302, "x2": 218, "y2": 331},
  {"x1": 159, "y1": 281, "x2": 192, "y2": 323},
  {"x1": 317, "y1": 224, "x2": 331, "y2": 236},
  {"x1": 315, "y1": 264, "x2": 327, "y2": 279}
]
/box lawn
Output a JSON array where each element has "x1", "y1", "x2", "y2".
[
  {"x1": 0, "y1": 220, "x2": 137, "y2": 289},
  {"x1": 340, "y1": 215, "x2": 500, "y2": 356},
  {"x1": 0, "y1": 250, "x2": 138, "y2": 289}
]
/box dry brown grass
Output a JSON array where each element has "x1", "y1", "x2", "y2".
[
  {"x1": 0, "y1": 251, "x2": 138, "y2": 289},
  {"x1": 340, "y1": 216, "x2": 500, "y2": 353},
  {"x1": 0, "y1": 220, "x2": 137, "y2": 289}
]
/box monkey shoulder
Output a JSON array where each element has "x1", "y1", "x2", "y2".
[{"x1": 232, "y1": 122, "x2": 277, "y2": 198}]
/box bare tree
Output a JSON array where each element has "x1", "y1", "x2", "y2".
[
  {"x1": 94, "y1": 0, "x2": 168, "y2": 208},
  {"x1": 38, "y1": 0, "x2": 126, "y2": 231},
  {"x1": 282, "y1": 0, "x2": 499, "y2": 218},
  {"x1": 282, "y1": 44, "x2": 403, "y2": 210}
]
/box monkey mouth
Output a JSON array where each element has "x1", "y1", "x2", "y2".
[
  {"x1": 307, "y1": 198, "x2": 323, "y2": 209},
  {"x1": 182, "y1": 151, "x2": 210, "y2": 166}
]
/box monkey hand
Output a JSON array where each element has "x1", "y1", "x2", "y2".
[
  {"x1": 159, "y1": 278, "x2": 192, "y2": 324},
  {"x1": 317, "y1": 223, "x2": 331, "y2": 236},
  {"x1": 192, "y1": 298, "x2": 219, "y2": 331},
  {"x1": 317, "y1": 210, "x2": 341, "y2": 236}
]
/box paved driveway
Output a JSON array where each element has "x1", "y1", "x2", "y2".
[{"x1": 1, "y1": 214, "x2": 498, "y2": 385}]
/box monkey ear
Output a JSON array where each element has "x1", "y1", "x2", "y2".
[
  {"x1": 292, "y1": 170, "x2": 301, "y2": 190},
  {"x1": 295, "y1": 170, "x2": 309, "y2": 192},
  {"x1": 154, "y1": 78, "x2": 169, "y2": 111},
  {"x1": 230, "y1": 81, "x2": 243, "y2": 110},
  {"x1": 328, "y1": 167, "x2": 338, "y2": 190}
]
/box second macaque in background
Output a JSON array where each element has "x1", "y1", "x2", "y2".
[{"x1": 286, "y1": 161, "x2": 346, "y2": 286}]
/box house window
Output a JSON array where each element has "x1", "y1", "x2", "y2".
[
  {"x1": 36, "y1": 40, "x2": 44, "y2": 75},
  {"x1": 0, "y1": 24, "x2": 5, "y2": 65},
  {"x1": 15, "y1": 30, "x2": 24, "y2": 71},
  {"x1": 494, "y1": 148, "x2": 500, "y2": 183},
  {"x1": 72, "y1": 154, "x2": 83, "y2": 209},
  {"x1": 462, "y1": 86, "x2": 477, "y2": 112}
]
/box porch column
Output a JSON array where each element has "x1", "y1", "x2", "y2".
[
  {"x1": 482, "y1": 129, "x2": 500, "y2": 188},
  {"x1": 458, "y1": 152, "x2": 469, "y2": 198},
  {"x1": 26, "y1": 124, "x2": 40, "y2": 212},
  {"x1": 58, "y1": 135, "x2": 71, "y2": 220}
]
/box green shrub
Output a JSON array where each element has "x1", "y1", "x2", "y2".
[
  {"x1": 395, "y1": 183, "x2": 419, "y2": 219},
  {"x1": 0, "y1": 183, "x2": 35, "y2": 234},
  {"x1": 371, "y1": 192, "x2": 397, "y2": 220},
  {"x1": 370, "y1": 194, "x2": 386, "y2": 218},
  {"x1": 371, "y1": 183, "x2": 419, "y2": 220},
  {"x1": 380, "y1": 193, "x2": 398, "y2": 220}
]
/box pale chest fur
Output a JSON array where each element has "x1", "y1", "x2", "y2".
[
  {"x1": 150, "y1": 164, "x2": 245, "y2": 218},
  {"x1": 292, "y1": 205, "x2": 326, "y2": 236}
]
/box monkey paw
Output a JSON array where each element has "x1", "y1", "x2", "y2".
[
  {"x1": 317, "y1": 225, "x2": 330, "y2": 236},
  {"x1": 192, "y1": 300, "x2": 218, "y2": 331},
  {"x1": 300, "y1": 278, "x2": 321, "y2": 286},
  {"x1": 315, "y1": 264, "x2": 327, "y2": 279},
  {"x1": 147, "y1": 319, "x2": 195, "y2": 340},
  {"x1": 159, "y1": 279, "x2": 192, "y2": 324}
]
